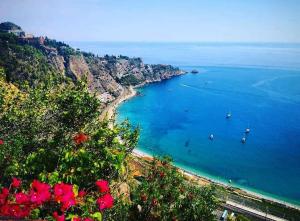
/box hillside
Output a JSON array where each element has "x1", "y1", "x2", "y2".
[
  {"x1": 0, "y1": 23, "x2": 220, "y2": 221},
  {"x1": 0, "y1": 23, "x2": 184, "y2": 104}
]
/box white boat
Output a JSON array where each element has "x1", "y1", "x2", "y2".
[
  {"x1": 241, "y1": 137, "x2": 246, "y2": 143},
  {"x1": 245, "y1": 128, "x2": 250, "y2": 133},
  {"x1": 226, "y1": 112, "x2": 231, "y2": 119},
  {"x1": 209, "y1": 134, "x2": 214, "y2": 140}
]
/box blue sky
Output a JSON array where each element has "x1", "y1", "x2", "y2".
[{"x1": 1, "y1": 0, "x2": 300, "y2": 42}]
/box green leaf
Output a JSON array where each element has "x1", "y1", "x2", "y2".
[
  {"x1": 73, "y1": 184, "x2": 79, "y2": 197},
  {"x1": 91, "y1": 212, "x2": 102, "y2": 221}
]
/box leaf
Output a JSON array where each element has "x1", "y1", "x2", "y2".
[
  {"x1": 121, "y1": 164, "x2": 126, "y2": 175},
  {"x1": 91, "y1": 212, "x2": 102, "y2": 221},
  {"x1": 73, "y1": 184, "x2": 79, "y2": 197}
]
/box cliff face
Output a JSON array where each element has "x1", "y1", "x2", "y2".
[
  {"x1": 0, "y1": 26, "x2": 185, "y2": 103},
  {"x1": 60, "y1": 52, "x2": 184, "y2": 102}
]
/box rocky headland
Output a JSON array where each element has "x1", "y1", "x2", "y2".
[{"x1": 0, "y1": 22, "x2": 185, "y2": 109}]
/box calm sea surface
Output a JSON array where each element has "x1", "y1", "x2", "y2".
[{"x1": 70, "y1": 42, "x2": 300, "y2": 204}]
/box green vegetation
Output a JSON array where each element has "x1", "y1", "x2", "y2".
[
  {"x1": 119, "y1": 74, "x2": 141, "y2": 85},
  {"x1": 0, "y1": 72, "x2": 218, "y2": 220},
  {"x1": 128, "y1": 157, "x2": 218, "y2": 221},
  {"x1": 235, "y1": 214, "x2": 251, "y2": 221},
  {"x1": 0, "y1": 27, "x2": 218, "y2": 220},
  {"x1": 0, "y1": 32, "x2": 60, "y2": 88},
  {"x1": 0, "y1": 22, "x2": 21, "y2": 31}
]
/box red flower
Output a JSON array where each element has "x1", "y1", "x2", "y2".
[
  {"x1": 61, "y1": 197, "x2": 76, "y2": 211},
  {"x1": 15, "y1": 192, "x2": 30, "y2": 204},
  {"x1": 72, "y1": 217, "x2": 81, "y2": 221},
  {"x1": 140, "y1": 194, "x2": 147, "y2": 202},
  {"x1": 53, "y1": 211, "x2": 65, "y2": 221},
  {"x1": 159, "y1": 172, "x2": 165, "y2": 178},
  {"x1": 73, "y1": 133, "x2": 89, "y2": 145},
  {"x1": 78, "y1": 190, "x2": 86, "y2": 197},
  {"x1": 0, "y1": 139, "x2": 4, "y2": 145},
  {"x1": 95, "y1": 180, "x2": 109, "y2": 193},
  {"x1": 12, "y1": 177, "x2": 21, "y2": 188},
  {"x1": 0, "y1": 188, "x2": 9, "y2": 205},
  {"x1": 29, "y1": 180, "x2": 51, "y2": 205},
  {"x1": 54, "y1": 183, "x2": 76, "y2": 211},
  {"x1": 0, "y1": 204, "x2": 30, "y2": 218},
  {"x1": 1, "y1": 188, "x2": 9, "y2": 196},
  {"x1": 152, "y1": 198, "x2": 158, "y2": 206},
  {"x1": 96, "y1": 193, "x2": 114, "y2": 210},
  {"x1": 0, "y1": 203, "x2": 10, "y2": 216}
]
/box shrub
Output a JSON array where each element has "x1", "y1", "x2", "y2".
[
  {"x1": 0, "y1": 78, "x2": 139, "y2": 187},
  {"x1": 0, "y1": 73, "x2": 218, "y2": 220},
  {"x1": 0, "y1": 177, "x2": 113, "y2": 220},
  {"x1": 124, "y1": 157, "x2": 219, "y2": 221}
]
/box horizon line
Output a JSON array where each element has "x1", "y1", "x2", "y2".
[{"x1": 66, "y1": 40, "x2": 300, "y2": 44}]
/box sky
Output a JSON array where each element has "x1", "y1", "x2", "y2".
[{"x1": 0, "y1": 0, "x2": 300, "y2": 42}]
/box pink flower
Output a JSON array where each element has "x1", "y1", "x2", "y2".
[
  {"x1": 12, "y1": 177, "x2": 21, "y2": 188},
  {"x1": 29, "y1": 180, "x2": 51, "y2": 205},
  {"x1": 54, "y1": 183, "x2": 76, "y2": 211},
  {"x1": 96, "y1": 193, "x2": 114, "y2": 210},
  {"x1": 83, "y1": 218, "x2": 94, "y2": 221},
  {"x1": 0, "y1": 139, "x2": 4, "y2": 145},
  {"x1": 54, "y1": 183, "x2": 73, "y2": 201},
  {"x1": 72, "y1": 217, "x2": 81, "y2": 221},
  {"x1": 15, "y1": 192, "x2": 30, "y2": 204},
  {"x1": 95, "y1": 180, "x2": 109, "y2": 193},
  {"x1": 53, "y1": 211, "x2": 65, "y2": 221}
]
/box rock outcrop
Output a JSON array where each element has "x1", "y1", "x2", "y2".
[
  {"x1": 0, "y1": 22, "x2": 185, "y2": 104},
  {"x1": 39, "y1": 41, "x2": 184, "y2": 103}
]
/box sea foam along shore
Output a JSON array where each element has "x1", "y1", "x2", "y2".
[{"x1": 103, "y1": 83, "x2": 300, "y2": 211}]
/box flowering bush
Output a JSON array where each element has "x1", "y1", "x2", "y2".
[
  {"x1": 0, "y1": 178, "x2": 114, "y2": 220},
  {"x1": 0, "y1": 76, "x2": 218, "y2": 220},
  {"x1": 128, "y1": 157, "x2": 219, "y2": 221}
]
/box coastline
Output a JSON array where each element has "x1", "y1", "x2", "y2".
[
  {"x1": 99, "y1": 86, "x2": 137, "y2": 121},
  {"x1": 132, "y1": 148, "x2": 300, "y2": 210},
  {"x1": 103, "y1": 81, "x2": 300, "y2": 212}
]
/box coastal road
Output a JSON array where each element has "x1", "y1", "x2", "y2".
[{"x1": 222, "y1": 201, "x2": 288, "y2": 221}]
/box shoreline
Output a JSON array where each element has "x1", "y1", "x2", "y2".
[
  {"x1": 103, "y1": 82, "x2": 300, "y2": 212},
  {"x1": 99, "y1": 86, "x2": 137, "y2": 121},
  {"x1": 132, "y1": 149, "x2": 300, "y2": 210}
]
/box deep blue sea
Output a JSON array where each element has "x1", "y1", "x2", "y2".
[{"x1": 70, "y1": 42, "x2": 300, "y2": 205}]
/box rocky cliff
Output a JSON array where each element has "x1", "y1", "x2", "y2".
[{"x1": 0, "y1": 22, "x2": 185, "y2": 104}]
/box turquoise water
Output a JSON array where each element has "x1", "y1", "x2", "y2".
[{"x1": 71, "y1": 42, "x2": 300, "y2": 205}]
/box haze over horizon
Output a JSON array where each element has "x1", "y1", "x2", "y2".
[{"x1": 1, "y1": 0, "x2": 300, "y2": 43}]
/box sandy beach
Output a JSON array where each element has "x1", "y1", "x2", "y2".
[{"x1": 99, "y1": 86, "x2": 137, "y2": 121}]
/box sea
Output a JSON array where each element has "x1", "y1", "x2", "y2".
[{"x1": 69, "y1": 42, "x2": 300, "y2": 205}]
